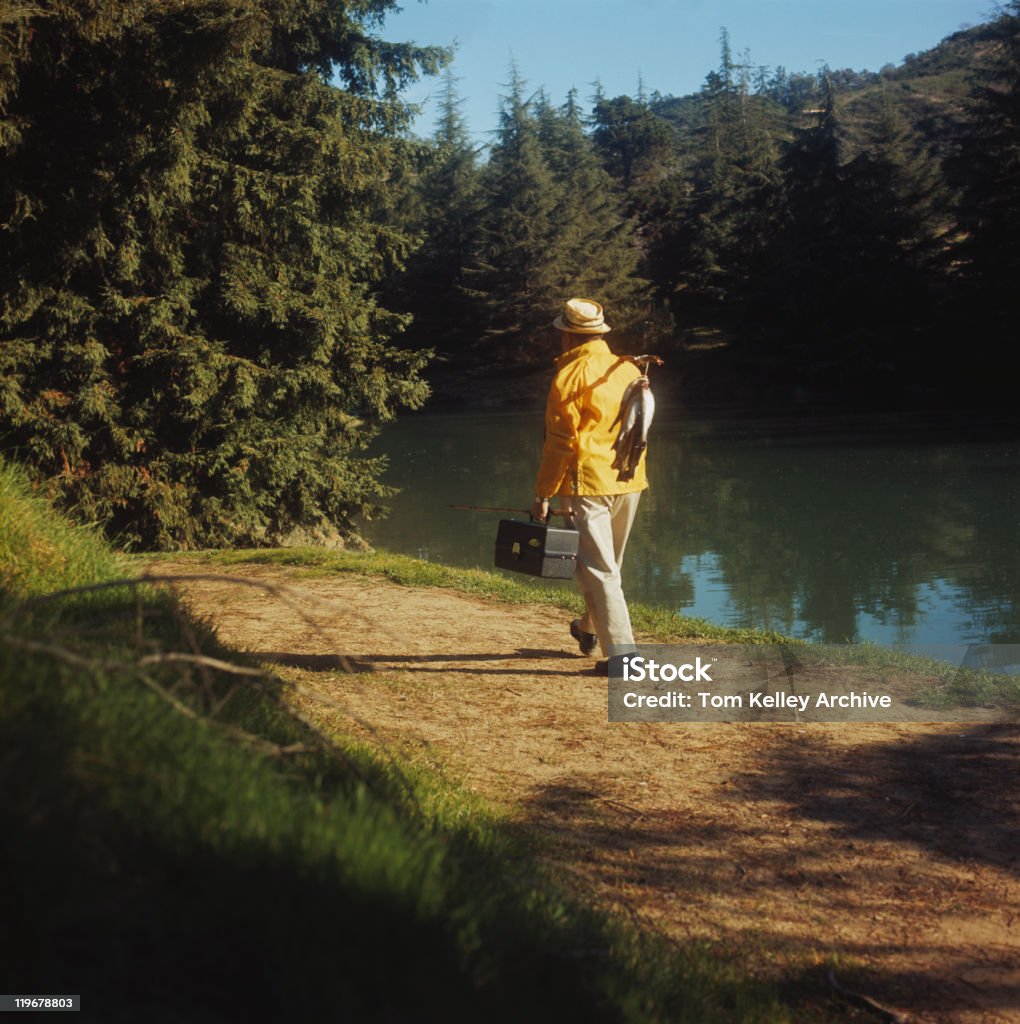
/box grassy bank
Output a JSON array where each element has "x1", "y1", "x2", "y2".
[
  {"x1": 174, "y1": 546, "x2": 1020, "y2": 712},
  {"x1": 174, "y1": 545, "x2": 793, "y2": 644},
  {"x1": 0, "y1": 461, "x2": 800, "y2": 1022}
]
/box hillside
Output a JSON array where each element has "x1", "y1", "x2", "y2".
[
  {"x1": 650, "y1": 21, "x2": 1000, "y2": 159},
  {"x1": 842, "y1": 22, "x2": 1003, "y2": 158}
]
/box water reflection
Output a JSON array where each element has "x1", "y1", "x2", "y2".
[{"x1": 365, "y1": 412, "x2": 1019, "y2": 645}]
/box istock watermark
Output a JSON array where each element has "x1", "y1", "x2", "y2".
[{"x1": 607, "y1": 644, "x2": 1020, "y2": 724}]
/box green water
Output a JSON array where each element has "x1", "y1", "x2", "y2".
[{"x1": 364, "y1": 410, "x2": 1020, "y2": 646}]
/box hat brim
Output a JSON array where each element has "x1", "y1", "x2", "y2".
[{"x1": 552, "y1": 315, "x2": 611, "y2": 334}]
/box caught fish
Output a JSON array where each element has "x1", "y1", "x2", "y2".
[{"x1": 611, "y1": 374, "x2": 655, "y2": 482}]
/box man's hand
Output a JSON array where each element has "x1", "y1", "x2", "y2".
[{"x1": 530, "y1": 498, "x2": 550, "y2": 522}]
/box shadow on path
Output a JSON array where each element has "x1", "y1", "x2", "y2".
[{"x1": 735, "y1": 724, "x2": 1020, "y2": 871}]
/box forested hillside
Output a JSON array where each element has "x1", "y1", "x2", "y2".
[{"x1": 392, "y1": 12, "x2": 1020, "y2": 410}]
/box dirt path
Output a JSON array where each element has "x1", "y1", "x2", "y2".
[{"x1": 147, "y1": 560, "x2": 1019, "y2": 1024}]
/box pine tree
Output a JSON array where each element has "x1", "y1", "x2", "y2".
[
  {"x1": 461, "y1": 67, "x2": 565, "y2": 367},
  {"x1": 828, "y1": 103, "x2": 946, "y2": 373},
  {"x1": 847, "y1": 98, "x2": 947, "y2": 313},
  {"x1": 0, "y1": 0, "x2": 445, "y2": 548},
  {"x1": 388, "y1": 67, "x2": 481, "y2": 363},
  {"x1": 953, "y1": 1, "x2": 1020, "y2": 325},
  {"x1": 642, "y1": 33, "x2": 785, "y2": 322},
  {"x1": 753, "y1": 72, "x2": 949, "y2": 386},
  {"x1": 762, "y1": 72, "x2": 847, "y2": 335},
  {"x1": 589, "y1": 92, "x2": 674, "y2": 195},
  {"x1": 463, "y1": 72, "x2": 652, "y2": 369},
  {"x1": 534, "y1": 89, "x2": 648, "y2": 314}
]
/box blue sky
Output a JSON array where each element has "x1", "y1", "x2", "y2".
[{"x1": 383, "y1": 0, "x2": 1000, "y2": 141}]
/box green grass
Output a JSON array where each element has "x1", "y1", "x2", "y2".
[
  {"x1": 158, "y1": 545, "x2": 793, "y2": 644},
  {"x1": 873, "y1": 649, "x2": 1020, "y2": 710},
  {"x1": 0, "y1": 460, "x2": 125, "y2": 597},
  {"x1": 1, "y1": 462, "x2": 806, "y2": 1023},
  {"x1": 758, "y1": 640, "x2": 1020, "y2": 712}
]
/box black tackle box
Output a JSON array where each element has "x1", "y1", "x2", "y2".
[{"x1": 494, "y1": 519, "x2": 579, "y2": 579}]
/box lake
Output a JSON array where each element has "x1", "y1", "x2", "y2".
[{"x1": 363, "y1": 409, "x2": 1019, "y2": 646}]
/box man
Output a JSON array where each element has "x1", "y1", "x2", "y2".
[{"x1": 529, "y1": 298, "x2": 649, "y2": 674}]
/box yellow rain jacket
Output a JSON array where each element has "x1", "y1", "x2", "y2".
[{"x1": 534, "y1": 338, "x2": 649, "y2": 498}]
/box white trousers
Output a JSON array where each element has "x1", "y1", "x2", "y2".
[{"x1": 565, "y1": 492, "x2": 641, "y2": 657}]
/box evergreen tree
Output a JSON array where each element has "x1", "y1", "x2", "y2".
[
  {"x1": 0, "y1": 0, "x2": 445, "y2": 548},
  {"x1": 463, "y1": 73, "x2": 652, "y2": 369},
  {"x1": 642, "y1": 33, "x2": 785, "y2": 324},
  {"x1": 861, "y1": 98, "x2": 946, "y2": 252},
  {"x1": 953, "y1": 1, "x2": 1020, "y2": 328},
  {"x1": 845, "y1": 98, "x2": 947, "y2": 324},
  {"x1": 461, "y1": 65, "x2": 563, "y2": 367},
  {"x1": 534, "y1": 89, "x2": 648, "y2": 316},
  {"x1": 757, "y1": 74, "x2": 947, "y2": 387},
  {"x1": 762, "y1": 73, "x2": 847, "y2": 336},
  {"x1": 388, "y1": 67, "x2": 481, "y2": 364},
  {"x1": 589, "y1": 92, "x2": 674, "y2": 195}
]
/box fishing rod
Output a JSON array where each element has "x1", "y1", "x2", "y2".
[
  {"x1": 447, "y1": 504, "x2": 570, "y2": 516},
  {"x1": 626, "y1": 354, "x2": 664, "y2": 372}
]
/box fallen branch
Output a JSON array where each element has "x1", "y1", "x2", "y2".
[
  {"x1": 138, "y1": 652, "x2": 269, "y2": 677},
  {"x1": 827, "y1": 971, "x2": 911, "y2": 1023}
]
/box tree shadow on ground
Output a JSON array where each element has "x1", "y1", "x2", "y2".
[
  {"x1": 504, "y1": 726, "x2": 1020, "y2": 1022},
  {"x1": 256, "y1": 649, "x2": 582, "y2": 675},
  {"x1": 732, "y1": 724, "x2": 1020, "y2": 871}
]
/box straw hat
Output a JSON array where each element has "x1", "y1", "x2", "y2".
[{"x1": 552, "y1": 297, "x2": 611, "y2": 334}]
